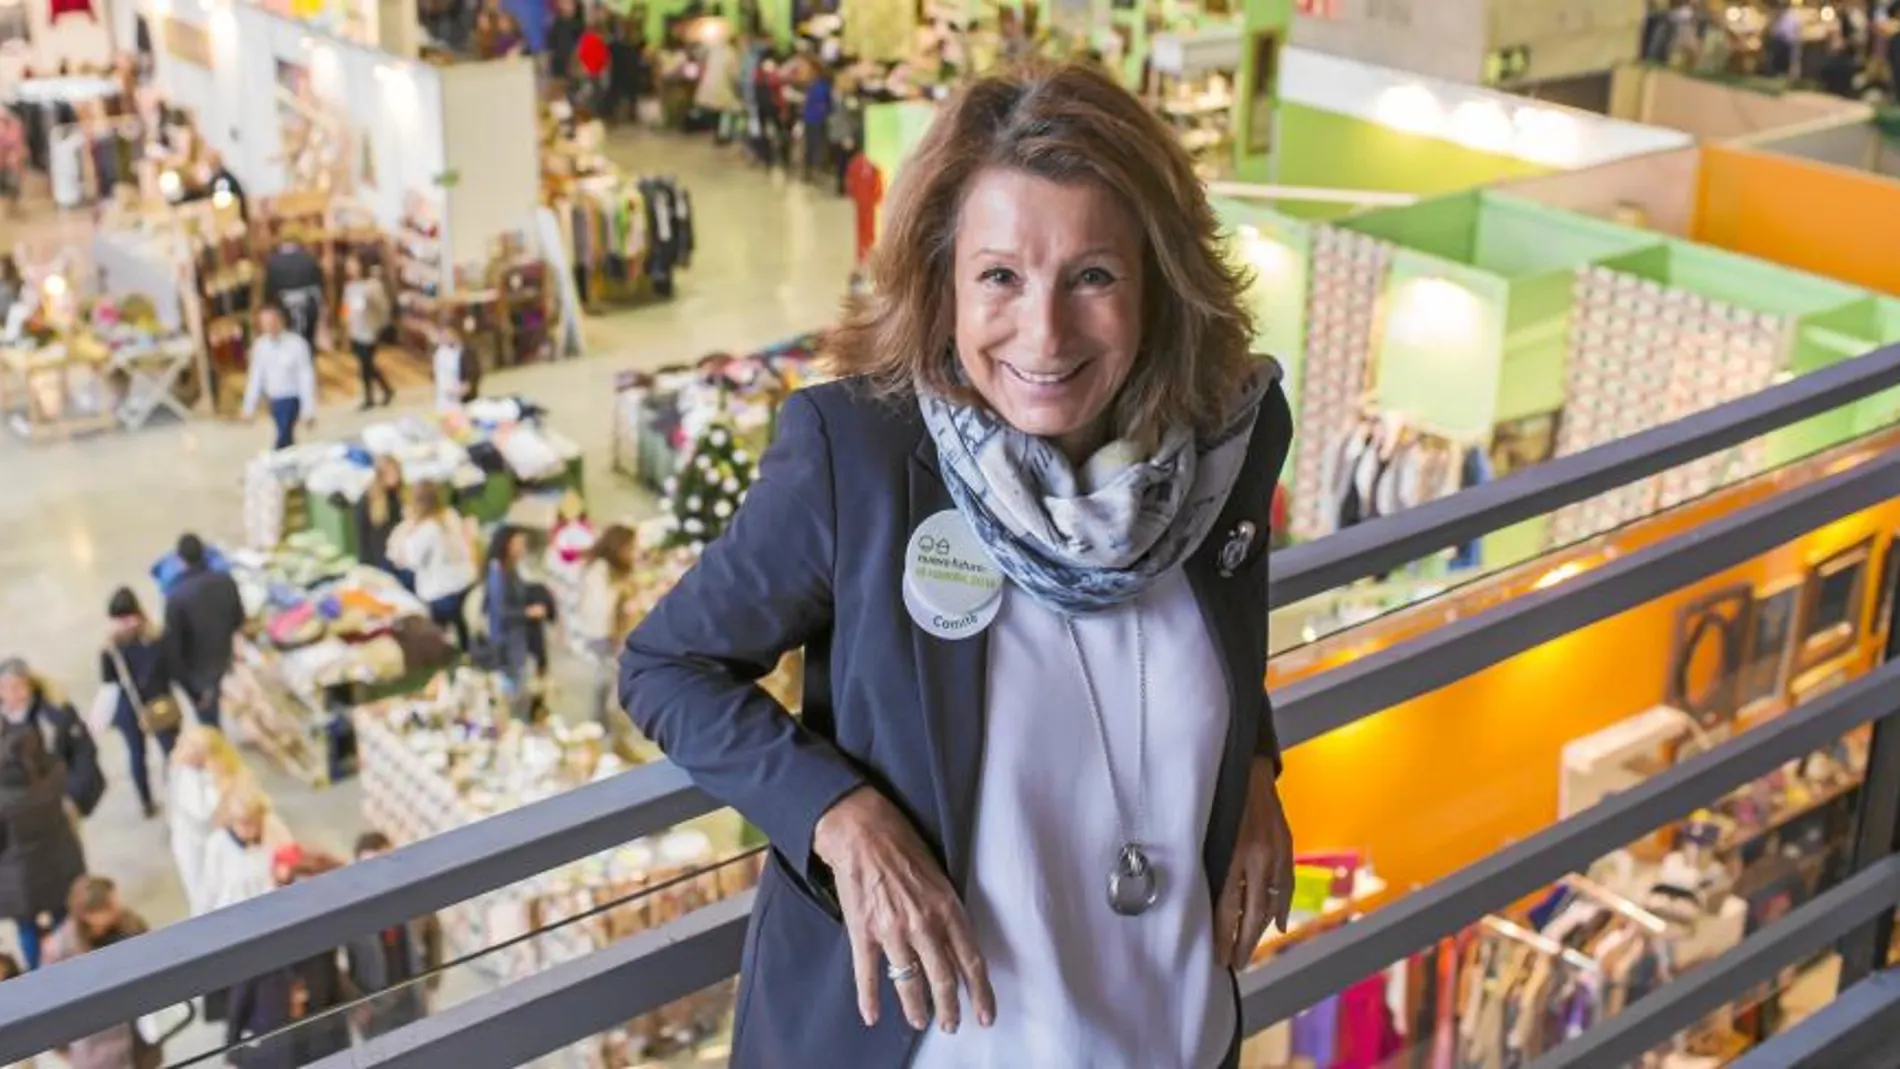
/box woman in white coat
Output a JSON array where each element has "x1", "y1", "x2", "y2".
[
  {"x1": 166, "y1": 727, "x2": 245, "y2": 915},
  {"x1": 196, "y1": 786, "x2": 290, "y2": 916}
]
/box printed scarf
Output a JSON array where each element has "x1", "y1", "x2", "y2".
[{"x1": 919, "y1": 360, "x2": 1279, "y2": 615}]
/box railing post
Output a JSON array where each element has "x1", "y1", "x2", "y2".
[{"x1": 1836, "y1": 557, "x2": 1900, "y2": 988}]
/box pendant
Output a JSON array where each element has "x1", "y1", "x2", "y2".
[{"x1": 1107, "y1": 843, "x2": 1161, "y2": 916}]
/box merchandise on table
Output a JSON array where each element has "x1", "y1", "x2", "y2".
[
  {"x1": 0, "y1": 279, "x2": 201, "y2": 439},
  {"x1": 611, "y1": 332, "x2": 827, "y2": 491},
  {"x1": 218, "y1": 548, "x2": 449, "y2": 785},
  {"x1": 240, "y1": 399, "x2": 583, "y2": 553},
  {"x1": 353, "y1": 667, "x2": 759, "y2": 1038}
]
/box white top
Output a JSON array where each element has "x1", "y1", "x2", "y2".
[
  {"x1": 910, "y1": 567, "x2": 1234, "y2": 1069},
  {"x1": 167, "y1": 765, "x2": 223, "y2": 915},
  {"x1": 241, "y1": 331, "x2": 317, "y2": 416},
  {"x1": 575, "y1": 560, "x2": 622, "y2": 646},
  {"x1": 197, "y1": 830, "x2": 275, "y2": 916},
  {"x1": 396, "y1": 514, "x2": 478, "y2": 602},
  {"x1": 433, "y1": 343, "x2": 466, "y2": 413}
]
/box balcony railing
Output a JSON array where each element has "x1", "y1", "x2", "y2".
[{"x1": 7, "y1": 344, "x2": 1900, "y2": 1066}]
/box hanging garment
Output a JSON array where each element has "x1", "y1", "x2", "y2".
[
  {"x1": 845, "y1": 153, "x2": 883, "y2": 266},
  {"x1": 48, "y1": 0, "x2": 95, "y2": 21},
  {"x1": 48, "y1": 126, "x2": 85, "y2": 207},
  {"x1": 1450, "y1": 445, "x2": 1493, "y2": 570}
]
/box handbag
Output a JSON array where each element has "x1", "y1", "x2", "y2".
[{"x1": 104, "y1": 642, "x2": 184, "y2": 735}]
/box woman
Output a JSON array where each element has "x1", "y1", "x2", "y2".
[
  {"x1": 620, "y1": 63, "x2": 1295, "y2": 1068},
  {"x1": 44, "y1": 876, "x2": 161, "y2": 1069},
  {"x1": 432, "y1": 323, "x2": 478, "y2": 412},
  {"x1": 484, "y1": 526, "x2": 546, "y2": 717},
  {"x1": 168, "y1": 726, "x2": 244, "y2": 915},
  {"x1": 341, "y1": 257, "x2": 394, "y2": 409},
  {"x1": 198, "y1": 785, "x2": 288, "y2": 916},
  {"x1": 0, "y1": 728, "x2": 87, "y2": 971},
  {"x1": 576, "y1": 524, "x2": 638, "y2": 725},
  {"x1": 226, "y1": 848, "x2": 352, "y2": 1067},
  {"x1": 0, "y1": 658, "x2": 105, "y2": 819},
  {"x1": 358, "y1": 456, "x2": 408, "y2": 582},
  {"x1": 393, "y1": 481, "x2": 479, "y2": 651},
  {"x1": 99, "y1": 587, "x2": 182, "y2": 819}
]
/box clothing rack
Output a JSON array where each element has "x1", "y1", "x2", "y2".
[
  {"x1": 1479, "y1": 915, "x2": 1599, "y2": 975},
  {"x1": 1563, "y1": 872, "x2": 1669, "y2": 936}
]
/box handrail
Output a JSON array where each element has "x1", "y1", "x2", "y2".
[
  {"x1": 2, "y1": 343, "x2": 1899, "y2": 1060},
  {"x1": 1270, "y1": 342, "x2": 1900, "y2": 608}
]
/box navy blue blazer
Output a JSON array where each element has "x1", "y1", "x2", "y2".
[{"x1": 621, "y1": 376, "x2": 1293, "y2": 1068}]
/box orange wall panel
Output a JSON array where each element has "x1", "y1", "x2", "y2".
[
  {"x1": 1271, "y1": 433, "x2": 1900, "y2": 899},
  {"x1": 1693, "y1": 144, "x2": 1900, "y2": 297}
]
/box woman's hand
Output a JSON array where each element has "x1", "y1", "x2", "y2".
[
  {"x1": 813, "y1": 787, "x2": 996, "y2": 1035},
  {"x1": 1214, "y1": 755, "x2": 1294, "y2": 970}
]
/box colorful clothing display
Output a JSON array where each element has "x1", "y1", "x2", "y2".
[{"x1": 561, "y1": 176, "x2": 695, "y2": 302}]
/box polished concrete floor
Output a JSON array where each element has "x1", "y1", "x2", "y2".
[{"x1": 0, "y1": 128, "x2": 853, "y2": 1062}]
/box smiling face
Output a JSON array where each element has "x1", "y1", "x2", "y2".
[{"x1": 952, "y1": 168, "x2": 1145, "y2": 462}]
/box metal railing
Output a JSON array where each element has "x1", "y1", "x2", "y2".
[{"x1": 6, "y1": 343, "x2": 1900, "y2": 1066}]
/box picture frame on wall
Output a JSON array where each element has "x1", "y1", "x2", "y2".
[
  {"x1": 1797, "y1": 537, "x2": 1875, "y2": 673},
  {"x1": 1489, "y1": 410, "x2": 1562, "y2": 479},
  {"x1": 1738, "y1": 579, "x2": 1801, "y2": 717},
  {"x1": 1666, "y1": 584, "x2": 1753, "y2": 731}
]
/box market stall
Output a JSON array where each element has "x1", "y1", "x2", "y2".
[
  {"x1": 611, "y1": 332, "x2": 827, "y2": 492},
  {"x1": 353, "y1": 668, "x2": 759, "y2": 1062},
  {"x1": 1234, "y1": 427, "x2": 1900, "y2": 1066},
  {"x1": 242, "y1": 396, "x2": 583, "y2": 560}
]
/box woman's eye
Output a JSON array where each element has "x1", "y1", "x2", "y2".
[
  {"x1": 978, "y1": 267, "x2": 1019, "y2": 286},
  {"x1": 1077, "y1": 267, "x2": 1116, "y2": 287}
]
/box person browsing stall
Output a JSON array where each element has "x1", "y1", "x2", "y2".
[
  {"x1": 620, "y1": 62, "x2": 1296, "y2": 1069},
  {"x1": 241, "y1": 304, "x2": 317, "y2": 450}
]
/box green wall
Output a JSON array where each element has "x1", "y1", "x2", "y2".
[{"x1": 1268, "y1": 103, "x2": 1554, "y2": 219}]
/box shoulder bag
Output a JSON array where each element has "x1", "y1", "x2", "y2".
[{"x1": 104, "y1": 642, "x2": 184, "y2": 735}]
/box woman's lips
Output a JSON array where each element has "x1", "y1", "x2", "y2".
[{"x1": 1001, "y1": 360, "x2": 1087, "y2": 387}]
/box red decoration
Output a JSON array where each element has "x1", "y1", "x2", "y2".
[{"x1": 576, "y1": 31, "x2": 609, "y2": 78}]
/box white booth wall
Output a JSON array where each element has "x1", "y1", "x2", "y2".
[{"x1": 148, "y1": 0, "x2": 537, "y2": 270}]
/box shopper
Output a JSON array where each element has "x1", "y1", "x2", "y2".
[
  {"x1": 0, "y1": 659, "x2": 105, "y2": 819},
  {"x1": 198, "y1": 785, "x2": 287, "y2": 916},
  {"x1": 432, "y1": 323, "x2": 478, "y2": 412},
  {"x1": 342, "y1": 832, "x2": 443, "y2": 1038},
  {"x1": 391, "y1": 481, "x2": 479, "y2": 651},
  {"x1": 358, "y1": 456, "x2": 408, "y2": 582},
  {"x1": 800, "y1": 64, "x2": 835, "y2": 184},
  {"x1": 163, "y1": 532, "x2": 246, "y2": 729},
  {"x1": 226, "y1": 848, "x2": 351, "y2": 1068},
  {"x1": 483, "y1": 525, "x2": 544, "y2": 718},
  {"x1": 545, "y1": 0, "x2": 584, "y2": 85},
  {"x1": 44, "y1": 876, "x2": 161, "y2": 1069},
  {"x1": 576, "y1": 523, "x2": 638, "y2": 726},
  {"x1": 241, "y1": 304, "x2": 318, "y2": 451},
  {"x1": 620, "y1": 63, "x2": 1295, "y2": 1068},
  {"x1": 341, "y1": 257, "x2": 394, "y2": 409},
  {"x1": 167, "y1": 725, "x2": 244, "y2": 916},
  {"x1": 100, "y1": 587, "x2": 181, "y2": 819},
  {"x1": 0, "y1": 728, "x2": 88, "y2": 971}
]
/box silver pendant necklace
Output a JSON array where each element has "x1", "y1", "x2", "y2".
[{"x1": 1063, "y1": 607, "x2": 1158, "y2": 917}]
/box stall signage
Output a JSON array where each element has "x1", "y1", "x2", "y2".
[
  {"x1": 1149, "y1": 27, "x2": 1243, "y2": 77},
  {"x1": 1296, "y1": 0, "x2": 1339, "y2": 17}
]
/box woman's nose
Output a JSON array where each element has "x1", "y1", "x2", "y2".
[{"x1": 1017, "y1": 288, "x2": 1067, "y2": 360}]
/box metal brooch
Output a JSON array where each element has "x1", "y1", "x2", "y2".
[{"x1": 1218, "y1": 520, "x2": 1257, "y2": 578}]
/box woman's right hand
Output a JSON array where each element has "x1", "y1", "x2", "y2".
[{"x1": 812, "y1": 786, "x2": 995, "y2": 1035}]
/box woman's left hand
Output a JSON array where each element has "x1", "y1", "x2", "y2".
[{"x1": 1214, "y1": 755, "x2": 1294, "y2": 970}]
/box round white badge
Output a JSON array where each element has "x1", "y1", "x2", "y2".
[
  {"x1": 903, "y1": 510, "x2": 1005, "y2": 639},
  {"x1": 904, "y1": 570, "x2": 1003, "y2": 640}
]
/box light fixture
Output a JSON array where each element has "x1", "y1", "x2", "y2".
[
  {"x1": 1374, "y1": 84, "x2": 1442, "y2": 136},
  {"x1": 43, "y1": 274, "x2": 67, "y2": 298},
  {"x1": 1448, "y1": 100, "x2": 1513, "y2": 153},
  {"x1": 211, "y1": 188, "x2": 234, "y2": 209},
  {"x1": 1390, "y1": 276, "x2": 1482, "y2": 345},
  {"x1": 158, "y1": 169, "x2": 182, "y2": 201},
  {"x1": 1510, "y1": 106, "x2": 1583, "y2": 166}
]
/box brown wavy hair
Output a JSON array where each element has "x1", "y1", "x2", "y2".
[{"x1": 828, "y1": 61, "x2": 1256, "y2": 443}]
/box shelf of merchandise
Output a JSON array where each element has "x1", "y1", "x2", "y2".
[{"x1": 395, "y1": 201, "x2": 447, "y2": 354}]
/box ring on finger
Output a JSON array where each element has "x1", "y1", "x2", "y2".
[{"x1": 886, "y1": 959, "x2": 923, "y2": 983}]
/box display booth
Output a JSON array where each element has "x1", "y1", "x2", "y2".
[
  {"x1": 1240, "y1": 425, "x2": 1900, "y2": 1064},
  {"x1": 1218, "y1": 188, "x2": 1900, "y2": 574},
  {"x1": 1494, "y1": 146, "x2": 1703, "y2": 235},
  {"x1": 149, "y1": 1, "x2": 539, "y2": 273},
  {"x1": 1693, "y1": 142, "x2": 1900, "y2": 300},
  {"x1": 1252, "y1": 46, "x2": 1691, "y2": 207}
]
